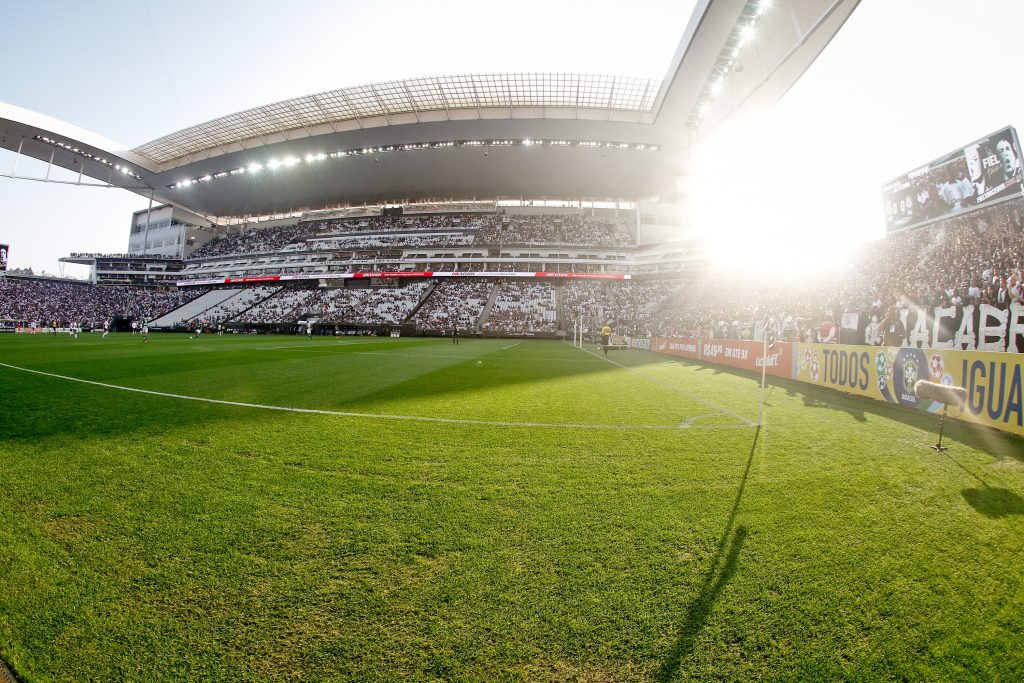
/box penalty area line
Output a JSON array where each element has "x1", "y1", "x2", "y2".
[{"x1": 0, "y1": 362, "x2": 755, "y2": 432}]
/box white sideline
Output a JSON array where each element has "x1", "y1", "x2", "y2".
[{"x1": 0, "y1": 362, "x2": 755, "y2": 432}]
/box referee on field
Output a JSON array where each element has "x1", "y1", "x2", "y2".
[{"x1": 600, "y1": 324, "x2": 612, "y2": 356}]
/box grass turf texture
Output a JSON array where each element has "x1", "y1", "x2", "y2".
[{"x1": 0, "y1": 333, "x2": 1022, "y2": 682}]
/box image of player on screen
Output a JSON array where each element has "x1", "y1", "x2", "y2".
[
  {"x1": 995, "y1": 135, "x2": 1021, "y2": 183},
  {"x1": 964, "y1": 143, "x2": 988, "y2": 202}
]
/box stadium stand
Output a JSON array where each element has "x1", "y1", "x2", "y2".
[
  {"x1": 482, "y1": 282, "x2": 559, "y2": 334},
  {"x1": 314, "y1": 282, "x2": 430, "y2": 325},
  {"x1": 233, "y1": 287, "x2": 321, "y2": 324},
  {"x1": 0, "y1": 277, "x2": 205, "y2": 327},
  {"x1": 183, "y1": 213, "x2": 636, "y2": 262},
  {"x1": 183, "y1": 286, "x2": 281, "y2": 325},
  {"x1": 6, "y1": 200, "x2": 1023, "y2": 344},
  {"x1": 412, "y1": 281, "x2": 493, "y2": 330},
  {"x1": 189, "y1": 224, "x2": 311, "y2": 258},
  {"x1": 148, "y1": 289, "x2": 243, "y2": 328}
]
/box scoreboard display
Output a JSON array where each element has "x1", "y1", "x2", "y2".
[{"x1": 882, "y1": 126, "x2": 1023, "y2": 234}]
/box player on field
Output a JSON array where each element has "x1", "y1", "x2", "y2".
[{"x1": 601, "y1": 324, "x2": 612, "y2": 356}]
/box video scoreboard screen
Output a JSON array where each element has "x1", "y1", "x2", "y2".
[
  {"x1": 0, "y1": 244, "x2": 8, "y2": 271},
  {"x1": 882, "y1": 126, "x2": 1023, "y2": 234}
]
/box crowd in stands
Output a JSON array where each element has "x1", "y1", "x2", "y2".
[
  {"x1": 13, "y1": 196, "x2": 1023, "y2": 346},
  {"x1": 413, "y1": 281, "x2": 492, "y2": 330},
  {"x1": 562, "y1": 281, "x2": 617, "y2": 327},
  {"x1": 483, "y1": 282, "x2": 558, "y2": 334},
  {"x1": 311, "y1": 282, "x2": 429, "y2": 325},
  {"x1": 189, "y1": 224, "x2": 310, "y2": 259},
  {"x1": 234, "y1": 288, "x2": 320, "y2": 324},
  {"x1": 309, "y1": 233, "x2": 474, "y2": 250},
  {"x1": 186, "y1": 213, "x2": 636, "y2": 260},
  {"x1": 648, "y1": 199, "x2": 1024, "y2": 343},
  {"x1": 307, "y1": 214, "x2": 495, "y2": 234},
  {"x1": 560, "y1": 216, "x2": 633, "y2": 248},
  {"x1": 0, "y1": 277, "x2": 204, "y2": 327},
  {"x1": 475, "y1": 215, "x2": 632, "y2": 247},
  {"x1": 186, "y1": 286, "x2": 281, "y2": 326}
]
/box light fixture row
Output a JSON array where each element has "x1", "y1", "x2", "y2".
[
  {"x1": 33, "y1": 135, "x2": 142, "y2": 179},
  {"x1": 168, "y1": 138, "x2": 660, "y2": 190},
  {"x1": 687, "y1": 0, "x2": 772, "y2": 130}
]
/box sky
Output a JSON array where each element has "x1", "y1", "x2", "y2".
[{"x1": 1, "y1": 0, "x2": 1023, "y2": 276}]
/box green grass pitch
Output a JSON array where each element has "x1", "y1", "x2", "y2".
[{"x1": 1, "y1": 333, "x2": 1023, "y2": 681}]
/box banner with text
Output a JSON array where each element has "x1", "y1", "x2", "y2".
[
  {"x1": 794, "y1": 343, "x2": 1024, "y2": 436},
  {"x1": 651, "y1": 337, "x2": 793, "y2": 378}
]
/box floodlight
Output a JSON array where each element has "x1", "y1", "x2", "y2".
[
  {"x1": 248, "y1": 162, "x2": 263, "y2": 173},
  {"x1": 740, "y1": 24, "x2": 755, "y2": 41},
  {"x1": 181, "y1": 179, "x2": 192, "y2": 187},
  {"x1": 267, "y1": 158, "x2": 281, "y2": 170}
]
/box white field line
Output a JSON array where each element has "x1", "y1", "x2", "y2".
[
  {"x1": 0, "y1": 362, "x2": 755, "y2": 432},
  {"x1": 500, "y1": 341, "x2": 524, "y2": 350},
  {"x1": 573, "y1": 344, "x2": 756, "y2": 427},
  {"x1": 679, "y1": 413, "x2": 721, "y2": 427}
]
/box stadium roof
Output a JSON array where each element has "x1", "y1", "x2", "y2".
[
  {"x1": 0, "y1": 0, "x2": 859, "y2": 223},
  {"x1": 133, "y1": 74, "x2": 663, "y2": 166}
]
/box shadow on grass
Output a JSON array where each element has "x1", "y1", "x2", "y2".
[
  {"x1": 962, "y1": 488, "x2": 1024, "y2": 517},
  {"x1": 340, "y1": 344, "x2": 664, "y2": 410},
  {"x1": 657, "y1": 427, "x2": 758, "y2": 681},
  {"x1": 937, "y1": 451, "x2": 1024, "y2": 516},
  {"x1": 0, "y1": 340, "x2": 667, "y2": 440},
  {"x1": 648, "y1": 351, "x2": 1023, "y2": 462}
]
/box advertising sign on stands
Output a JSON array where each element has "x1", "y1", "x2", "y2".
[
  {"x1": 651, "y1": 337, "x2": 793, "y2": 378},
  {"x1": 700, "y1": 338, "x2": 793, "y2": 377},
  {"x1": 653, "y1": 337, "x2": 701, "y2": 360},
  {"x1": 627, "y1": 336, "x2": 651, "y2": 350},
  {"x1": 794, "y1": 343, "x2": 1024, "y2": 436}
]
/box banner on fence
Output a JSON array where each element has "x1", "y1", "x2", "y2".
[
  {"x1": 794, "y1": 343, "x2": 1024, "y2": 436},
  {"x1": 651, "y1": 337, "x2": 793, "y2": 378}
]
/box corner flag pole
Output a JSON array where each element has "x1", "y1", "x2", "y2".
[{"x1": 758, "y1": 315, "x2": 770, "y2": 427}]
